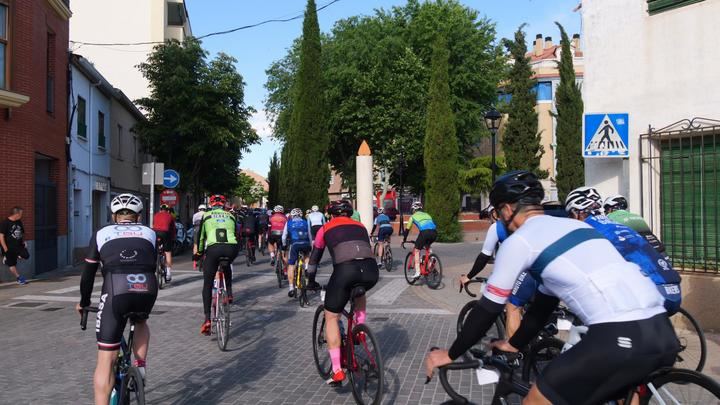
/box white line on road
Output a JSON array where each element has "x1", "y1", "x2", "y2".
[
  {"x1": 368, "y1": 279, "x2": 409, "y2": 305},
  {"x1": 46, "y1": 281, "x2": 102, "y2": 294}
]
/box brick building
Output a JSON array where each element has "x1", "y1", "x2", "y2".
[{"x1": 0, "y1": 0, "x2": 71, "y2": 280}]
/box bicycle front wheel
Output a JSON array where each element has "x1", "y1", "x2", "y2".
[
  {"x1": 403, "y1": 252, "x2": 418, "y2": 285},
  {"x1": 312, "y1": 305, "x2": 332, "y2": 379},
  {"x1": 456, "y1": 301, "x2": 505, "y2": 350},
  {"x1": 275, "y1": 256, "x2": 283, "y2": 288},
  {"x1": 671, "y1": 307, "x2": 707, "y2": 372},
  {"x1": 156, "y1": 257, "x2": 165, "y2": 290},
  {"x1": 426, "y1": 254, "x2": 443, "y2": 289},
  {"x1": 642, "y1": 368, "x2": 720, "y2": 404},
  {"x1": 348, "y1": 324, "x2": 384, "y2": 405},
  {"x1": 120, "y1": 366, "x2": 145, "y2": 404},
  {"x1": 215, "y1": 290, "x2": 230, "y2": 351}
]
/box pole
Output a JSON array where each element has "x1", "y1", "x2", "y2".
[
  {"x1": 397, "y1": 159, "x2": 404, "y2": 236},
  {"x1": 356, "y1": 141, "x2": 374, "y2": 233},
  {"x1": 149, "y1": 161, "x2": 155, "y2": 228},
  {"x1": 491, "y1": 129, "x2": 497, "y2": 183}
]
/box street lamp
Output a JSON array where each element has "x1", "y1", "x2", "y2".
[{"x1": 484, "y1": 107, "x2": 502, "y2": 182}]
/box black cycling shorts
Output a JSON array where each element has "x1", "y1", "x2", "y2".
[
  {"x1": 415, "y1": 229, "x2": 437, "y2": 250},
  {"x1": 537, "y1": 313, "x2": 679, "y2": 405},
  {"x1": 155, "y1": 231, "x2": 173, "y2": 253},
  {"x1": 311, "y1": 224, "x2": 323, "y2": 239},
  {"x1": 324, "y1": 258, "x2": 379, "y2": 314},
  {"x1": 268, "y1": 233, "x2": 282, "y2": 249},
  {"x1": 96, "y1": 272, "x2": 158, "y2": 351}
]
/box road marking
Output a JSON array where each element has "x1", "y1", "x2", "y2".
[
  {"x1": 46, "y1": 281, "x2": 102, "y2": 294},
  {"x1": 368, "y1": 279, "x2": 409, "y2": 305}
]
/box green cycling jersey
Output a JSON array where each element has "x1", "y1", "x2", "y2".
[
  {"x1": 197, "y1": 208, "x2": 238, "y2": 252},
  {"x1": 607, "y1": 209, "x2": 651, "y2": 233}
]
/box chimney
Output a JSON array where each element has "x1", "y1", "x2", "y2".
[
  {"x1": 544, "y1": 36, "x2": 553, "y2": 49},
  {"x1": 534, "y1": 34, "x2": 543, "y2": 56},
  {"x1": 572, "y1": 34, "x2": 581, "y2": 52}
]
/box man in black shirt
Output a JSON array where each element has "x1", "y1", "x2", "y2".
[{"x1": 0, "y1": 207, "x2": 28, "y2": 285}]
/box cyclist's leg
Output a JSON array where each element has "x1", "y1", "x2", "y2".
[
  {"x1": 201, "y1": 247, "x2": 220, "y2": 322},
  {"x1": 352, "y1": 258, "x2": 380, "y2": 325},
  {"x1": 287, "y1": 243, "x2": 299, "y2": 294},
  {"x1": 523, "y1": 386, "x2": 552, "y2": 405},
  {"x1": 413, "y1": 231, "x2": 428, "y2": 275},
  {"x1": 221, "y1": 244, "x2": 239, "y2": 297},
  {"x1": 94, "y1": 286, "x2": 126, "y2": 405},
  {"x1": 94, "y1": 350, "x2": 118, "y2": 405},
  {"x1": 323, "y1": 264, "x2": 356, "y2": 375}
]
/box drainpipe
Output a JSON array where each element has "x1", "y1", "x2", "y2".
[{"x1": 89, "y1": 77, "x2": 101, "y2": 235}]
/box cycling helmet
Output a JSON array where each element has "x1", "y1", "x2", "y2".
[
  {"x1": 273, "y1": 205, "x2": 284, "y2": 213},
  {"x1": 411, "y1": 201, "x2": 423, "y2": 212},
  {"x1": 198, "y1": 204, "x2": 207, "y2": 211},
  {"x1": 489, "y1": 170, "x2": 544, "y2": 208},
  {"x1": 209, "y1": 194, "x2": 226, "y2": 207},
  {"x1": 111, "y1": 193, "x2": 144, "y2": 214},
  {"x1": 377, "y1": 206, "x2": 384, "y2": 214},
  {"x1": 311, "y1": 205, "x2": 319, "y2": 212},
  {"x1": 267, "y1": 210, "x2": 273, "y2": 216},
  {"x1": 565, "y1": 186, "x2": 603, "y2": 213},
  {"x1": 603, "y1": 195, "x2": 628, "y2": 212},
  {"x1": 290, "y1": 208, "x2": 303, "y2": 218},
  {"x1": 328, "y1": 200, "x2": 353, "y2": 217},
  {"x1": 160, "y1": 204, "x2": 169, "y2": 211}
]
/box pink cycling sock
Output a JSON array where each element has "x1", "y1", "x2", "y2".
[
  {"x1": 330, "y1": 348, "x2": 341, "y2": 372},
  {"x1": 355, "y1": 310, "x2": 367, "y2": 325}
]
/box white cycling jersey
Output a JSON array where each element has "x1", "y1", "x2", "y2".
[
  {"x1": 192, "y1": 211, "x2": 204, "y2": 227},
  {"x1": 307, "y1": 211, "x2": 326, "y2": 227},
  {"x1": 484, "y1": 215, "x2": 665, "y2": 326},
  {"x1": 481, "y1": 222, "x2": 499, "y2": 256}
]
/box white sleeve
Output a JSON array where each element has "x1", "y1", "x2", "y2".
[
  {"x1": 481, "y1": 223, "x2": 499, "y2": 256},
  {"x1": 282, "y1": 223, "x2": 288, "y2": 245},
  {"x1": 483, "y1": 234, "x2": 533, "y2": 305}
]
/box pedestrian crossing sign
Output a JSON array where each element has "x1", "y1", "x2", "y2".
[{"x1": 583, "y1": 113, "x2": 629, "y2": 157}]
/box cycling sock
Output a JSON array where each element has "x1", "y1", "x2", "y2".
[
  {"x1": 355, "y1": 310, "x2": 366, "y2": 325},
  {"x1": 288, "y1": 283, "x2": 294, "y2": 292},
  {"x1": 133, "y1": 359, "x2": 146, "y2": 368},
  {"x1": 165, "y1": 267, "x2": 172, "y2": 276},
  {"x1": 329, "y1": 348, "x2": 341, "y2": 372}
]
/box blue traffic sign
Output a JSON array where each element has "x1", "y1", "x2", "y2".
[
  {"x1": 584, "y1": 113, "x2": 629, "y2": 158},
  {"x1": 163, "y1": 169, "x2": 180, "y2": 188}
]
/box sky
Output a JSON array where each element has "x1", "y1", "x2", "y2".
[{"x1": 185, "y1": 0, "x2": 582, "y2": 178}]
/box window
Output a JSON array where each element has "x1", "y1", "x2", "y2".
[
  {"x1": 0, "y1": 3, "x2": 7, "y2": 89},
  {"x1": 167, "y1": 2, "x2": 186, "y2": 26},
  {"x1": 536, "y1": 82, "x2": 553, "y2": 102},
  {"x1": 117, "y1": 125, "x2": 123, "y2": 159},
  {"x1": 46, "y1": 32, "x2": 56, "y2": 113},
  {"x1": 98, "y1": 111, "x2": 105, "y2": 149},
  {"x1": 648, "y1": 0, "x2": 704, "y2": 14},
  {"x1": 77, "y1": 96, "x2": 87, "y2": 138}
]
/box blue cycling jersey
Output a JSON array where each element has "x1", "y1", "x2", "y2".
[
  {"x1": 286, "y1": 218, "x2": 310, "y2": 244},
  {"x1": 374, "y1": 214, "x2": 392, "y2": 229}
]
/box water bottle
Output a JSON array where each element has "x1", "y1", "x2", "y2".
[{"x1": 109, "y1": 388, "x2": 118, "y2": 405}]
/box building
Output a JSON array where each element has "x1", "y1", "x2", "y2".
[
  {"x1": 238, "y1": 169, "x2": 269, "y2": 208},
  {"x1": 69, "y1": 0, "x2": 192, "y2": 102},
  {"x1": 0, "y1": 0, "x2": 71, "y2": 280},
  {"x1": 582, "y1": 0, "x2": 720, "y2": 327}
]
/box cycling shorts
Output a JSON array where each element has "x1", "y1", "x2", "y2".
[
  {"x1": 268, "y1": 233, "x2": 282, "y2": 247},
  {"x1": 155, "y1": 231, "x2": 172, "y2": 253},
  {"x1": 415, "y1": 229, "x2": 437, "y2": 250},
  {"x1": 258, "y1": 224, "x2": 268, "y2": 234},
  {"x1": 377, "y1": 227, "x2": 393, "y2": 242},
  {"x1": 508, "y1": 271, "x2": 537, "y2": 307},
  {"x1": 324, "y1": 258, "x2": 379, "y2": 313},
  {"x1": 537, "y1": 313, "x2": 678, "y2": 405},
  {"x1": 288, "y1": 241, "x2": 312, "y2": 265},
  {"x1": 311, "y1": 224, "x2": 323, "y2": 239},
  {"x1": 96, "y1": 272, "x2": 158, "y2": 351}
]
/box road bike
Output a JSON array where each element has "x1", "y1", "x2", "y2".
[
  {"x1": 258, "y1": 230, "x2": 268, "y2": 256},
  {"x1": 81, "y1": 307, "x2": 146, "y2": 405},
  {"x1": 244, "y1": 233, "x2": 256, "y2": 267},
  {"x1": 155, "y1": 238, "x2": 167, "y2": 290},
  {"x1": 371, "y1": 235, "x2": 393, "y2": 272},
  {"x1": 294, "y1": 249, "x2": 311, "y2": 308},
  {"x1": 274, "y1": 248, "x2": 286, "y2": 289},
  {"x1": 210, "y1": 257, "x2": 232, "y2": 351},
  {"x1": 312, "y1": 286, "x2": 384, "y2": 405},
  {"x1": 456, "y1": 278, "x2": 506, "y2": 344},
  {"x1": 402, "y1": 240, "x2": 442, "y2": 289}
]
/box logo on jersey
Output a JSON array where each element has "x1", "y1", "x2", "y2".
[
  {"x1": 617, "y1": 337, "x2": 632, "y2": 349},
  {"x1": 119, "y1": 250, "x2": 138, "y2": 261},
  {"x1": 96, "y1": 293, "x2": 108, "y2": 332},
  {"x1": 126, "y1": 274, "x2": 149, "y2": 292}
]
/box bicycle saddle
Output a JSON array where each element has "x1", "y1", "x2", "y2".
[
  {"x1": 125, "y1": 312, "x2": 150, "y2": 322},
  {"x1": 218, "y1": 257, "x2": 232, "y2": 266},
  {"x1": 351, "y1": 286, "x2": 366, "y2": 298}
]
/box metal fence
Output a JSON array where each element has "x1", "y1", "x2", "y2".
[{"x1": 640, "y1": 117, "x2": 720, "y2": 274}]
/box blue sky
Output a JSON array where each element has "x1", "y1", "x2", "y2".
[{"x1": 185, "y1": 0, "x2": 582, "y2": 177}]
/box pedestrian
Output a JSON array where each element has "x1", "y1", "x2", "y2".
[{"x1": 0, "y1": 207, "x2": 29, "y2": 285}]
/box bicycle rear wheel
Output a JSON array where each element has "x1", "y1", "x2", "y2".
[
  {"x1": 671, "y1": 307, "x2": 707, "y2": 372},
  {"x1": 156, "y1": 256, "x2": 165, "y2": 290},
  {"x1": 521, "y1": 337, "x2": 564, "y2": 383},
  {"x1": 297, "y1": 260, "x2": 307, "y2": 308},
  {"x1": 215, "y1": 290, "x2": 230, "y2": 351},
  {"x1": 275, "y1": 255, "x2": 283, "y2": 288},
  {"x1": 312, "y1": 305, "x2": 332, "y2": 379},
  {"x1": 426, "y1": 254, "x2": 443, "y2": 289},
  {"x1": 403, "y1": 252, "x2": 419, "y2": 285},
  {"x1": 348, "y1": 324, "x2": 384, "y2": 405},
  {"x1": 641, "y1": 368, "x2": 720, "y2": 404},
  {"x1": 383, "y1": 245, "x2": 393, "y2": 272},
  {"x1": 120, "y1": 366, "x2": 145, "y2": 404}
]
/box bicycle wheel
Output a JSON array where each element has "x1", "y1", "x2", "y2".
[
  {"x1": 403, "y1": 252, "x2": 419, "y2": 285},
  {"x1": 383, "y1": 245, "x2": 393, "y2": 272},
  {"x1": 671, "y1": 307, "x2": 707, "y2": 372},
  {"x1": 297, "y1": 262, "x2": 307, "y2": 308},
  {"x1": 521, "y1": 337, "x2": 564, "y2": 383},
  {"x1": 156, "y1": 256, "x2": 165, "y2": 290},
  {"x1": 348, "y1": 324, "x2": 384, "y2": 405},
  {"x1": 641, "y1": 368, "x2": 720, "y2": 404},
  {"x1": 215, "y1": 290, "x2": 230, "y2": 351},
  {"x1": 120, "y1": 366, "x2": 145, "y2": 404},
  {"x1": 275, "y1": 255, "x2": 283, "y2": 288},
  {"x1": 426, "y1": 254, "x2": 443, "y2": 289},
  {"x1": 245, "y1": 241, "x2": 252, "y2": 267},
  {"x1": 456, "y1": 301, "x2": 505, "y2": 350},
  {"x1": 312, "y1": 305, "x2": 332, "y2": 379}
]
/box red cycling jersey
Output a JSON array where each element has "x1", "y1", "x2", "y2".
[
  {"x1": 269, "y1": 213, "x2": 288, "y2": 234},
  {"x1": 153, "y1": 211, "x2": 175, "y2": 233}
]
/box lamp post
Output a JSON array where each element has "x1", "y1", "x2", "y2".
[
  {"x1": 396, "y1": 154, "x2": 405, "y2": 236},
  {"x1": 484, "y1": 107, "x2": 503, "y2": 182}
]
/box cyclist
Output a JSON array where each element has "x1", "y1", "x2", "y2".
[
  {"x1": 425, "y1": 171, "x2": 678, "y2": 405},
  {"x1": 192, "y1": 204, "x2": 207, "y2": 233},
  {"x1": 240, "y1": 206, "x2": 259, "y2": 263},
  {"x1": 195, "y1": 194, "x2": 239, "y2": 335},
  {"x1": 76, "y1": 194, "x2": 158, "y2": 405},
  {"x1": 257, "y1": 208, "x2": 270, "y2": 251},
  {"x1": 307, "y1": 205, "x2": 326, "y2": 240},
  {"x1": 603, "y1": 194, "x2": 666, "y2": 253},
  {"x1": 283, "y1": 208, "x2": 314, "y2": 296},
  {"x1": 152, "y1": 204, "x2": 175, "y2": 283},
  {"x1": 307, "y1": 200, "x2": 379, "y2": 384},
  {"x1": 268, "y1": 205, "x2": 287, "y2": 268},
  {"x1": 370, "y1": 206, "x2": 393, "y2": 268},
  {"x1": 402, "y1": 201, "x2": 437, "y2": 279}
]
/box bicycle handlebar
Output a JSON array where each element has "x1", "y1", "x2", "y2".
[
  {"x1": 80, "y1": 306, "x2": 99, "y2": 331},
  {"x1": 460, "y1": 277, "x2": 487, "y2": 298},
  {"x1": 401, "y1": 240, "x2": 415, "y2": 250}
]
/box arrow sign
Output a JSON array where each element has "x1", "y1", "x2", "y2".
[{"x1": 163, "y1": 169, "x2": 180, "y2": 188}]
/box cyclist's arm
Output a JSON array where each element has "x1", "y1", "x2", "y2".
[
  {"x1": 307, "y1": 221, "x2": 313, "y2": 244},
  {"x1": 170, "y1": 219, "x2": 176, "y2": 241},
  {"x1": 196, "y1": 216, "x2": 207, "y2": 253},
  {"x1": 281, "y1": 223, "x2": 289, "y2": 246},
  {"x1": 308, "y1": 226, "x2": 326, "y2": 269},
  {"x1": 79, "y1": 234, "x2": 101, "y2": 307},
  {"x1": 466, "y1": 224, "x2": 500, "y2": 279},
  {"x1": 507, "y1": 290, "x2": 559, "y2": 350},
  {"x1": 370, "y1": 224, "x2": 377, "y2": 235}
]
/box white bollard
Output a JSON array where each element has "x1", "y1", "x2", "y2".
[{"x1": 356, "y1": 140, "x2": 374, "y2": 234}]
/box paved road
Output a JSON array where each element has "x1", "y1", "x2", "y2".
[{"x1": 1, "y1": 240, "x2": 718, "y2": 404}]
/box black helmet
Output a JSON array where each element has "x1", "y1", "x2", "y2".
[
  {"x1": 328, "y1": 200, "x2": 353, "y2": 217},
  {"x1": 489, "y1": 170, "x2": 544, "y2": 208}
]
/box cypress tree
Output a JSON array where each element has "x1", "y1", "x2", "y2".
[
  {"x1": 283, "y1": 0, "x2": 329, "y2": 209},
  {"x1": 501, "y1": 25, "x2": 546, "y2": 178},
  {"x1": 554, "y1": 22, "x2": 584, "y2": 201},
  {"x1": 424, "y1": 35, "x2": 460, "y2": 242},
  {"x1": 267, "y1": 152, "x2": 280, "y2": 208}
]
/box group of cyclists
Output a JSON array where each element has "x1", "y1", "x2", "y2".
[{"x1": 75, "y1": 167, "x2": 700, "y2": 404}]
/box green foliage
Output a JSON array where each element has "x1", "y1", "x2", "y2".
[
  {"x1": 134, "y1": 38, "x2": 258, "y2": 194},
  {"x1": 280, "y1": 0, "x2": 330, "y2": 209},
  {"x1": 501, "y1": 25, "x2": 546, "y2": 178},
  {"x1": 267, "y1": 152, "x2": 280, "y2": 208},
  {"x1": 234, "y1": 173, "x2": 266, "y2": 205},
  {"x1": 459, "y1": 156, "x2": 506, "y2": 195},
  {"x1": 553, "y1": 22, "x2": 585, "y2": 201},
  {"x1": 424, "y1": 35, "x2": 460, "y2": 243}
]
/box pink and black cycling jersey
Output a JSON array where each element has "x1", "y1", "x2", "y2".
[
  {"x1": 269, "y1": 213, "x2": 287, "y2": 235},
  {"x1": 309, "y1": 217, "x2": 374, "y2": 266}
]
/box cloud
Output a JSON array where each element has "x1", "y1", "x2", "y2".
[{"x1": 250, "y1": 109, "x2": 273, "y2": 139}]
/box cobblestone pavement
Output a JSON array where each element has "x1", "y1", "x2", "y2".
[{"x1": 1, "y1": 241, "x2": 718, "y2": 404}]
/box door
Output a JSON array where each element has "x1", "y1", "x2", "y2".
[{"x1": 34, "y1": 183, "x2": 58, "y2": 274}]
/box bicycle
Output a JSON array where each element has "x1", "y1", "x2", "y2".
[
  {"x1": 671, "y1": 307, "x2": 707, "y2": 372},
  {"x1": 155, "y1": 238, "x2": 166, "y2": 290},
  {"x1": 402, "y1": 240, "x2": 442, "y2": 289},
  {"x1": 312, "y1": 286, "x2": 384, "y2": 405},
  {"x1": 244, "y1": 234, "x2": 256, "y2": 267},
  {"x1": 372, "y1": 236, "x2": 393, "y2": 272},
  {"x1": 210, "y1": 256, "x2": 232, "y2": 351},
  {"x1": 456, "y1": 278, "x2": 506, "y2": 343},
  {"x1": 258, "y1": 231, "x2": 268, "y2": 256},
  {"x1": 294, "y1": 250, "x2": 311, "y2": 308},
  {"x1": 81, "y1": 307, "x2": 146, "y2": 405},
  {"x1": 273, "y1": 247, "x2": 286, "y2": 289}
]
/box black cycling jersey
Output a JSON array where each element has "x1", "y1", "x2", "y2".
[{"x1": 242, "y1": 213, "x2": 258, "y2": 234}]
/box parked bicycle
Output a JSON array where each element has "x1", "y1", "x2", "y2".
[
  {"x1": 81, "y1": 307, "x2": 146, "y2": 405},
  {"x1": 312, "y1": 286, "x2": 384, "y2": 405},
  {"x1": 371, "y1": 236, "x2": 393, "y2": 272},
  {"x1": 402, "y1": 240, "x2": 442, "y2": 289}
]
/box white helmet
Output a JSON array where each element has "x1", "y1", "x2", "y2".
[
  {"x1": 565, "y1": 187, "x2": 603, "y2": 214},
  {"x1": 377, "y1": 206, "x2": 384, "y2": 214},
  {"x1": 111, "y1": 193, "x2": 143, "y2": 214},
  {"x1": 290, "y1": 208, "x2": 303, "y2": 218},
  {"x1": 198, "y1": 204, "x2": 207, "y2": 211},
  {"x1": 267, "y1": 210, "x2": 273, "y2": 216},
  {"x1": 273, "y1": 205, "x2": 284, "y2": 213},
  {"x1": 603, "y1": 195, "x2": 628, "y2": 212},
  {"x1": 411, "y1": 201, "x2": 423, "y2": 212},
  {"x1": 311, "y1": 205, "x2": 319, "y2": 212}
]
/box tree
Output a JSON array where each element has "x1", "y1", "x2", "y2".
[
  {"x1": 135, "y1": 38, "x2": 258, "y2": 195},
  {"x1": 501, "y1": 25, "x2": 546, "y2": 178},
  {"x1": 267, "y1": 152, "x2": 280, "y2": 208},
  {"x1": 459, "y1": 156, "x2": 506, "y2": 195},
  {"x1": 424, "y1": 35, "x2": 460, "y2": 242},
  {"x1": 554, "y1": 22, "x2": 584, "y2": 201},
  {"x1": 234, "y1": 172, "x2": 266, "y2": 206},
  {"x1": 280, "y1": 0, "x2": 330, "y2": 209}
]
